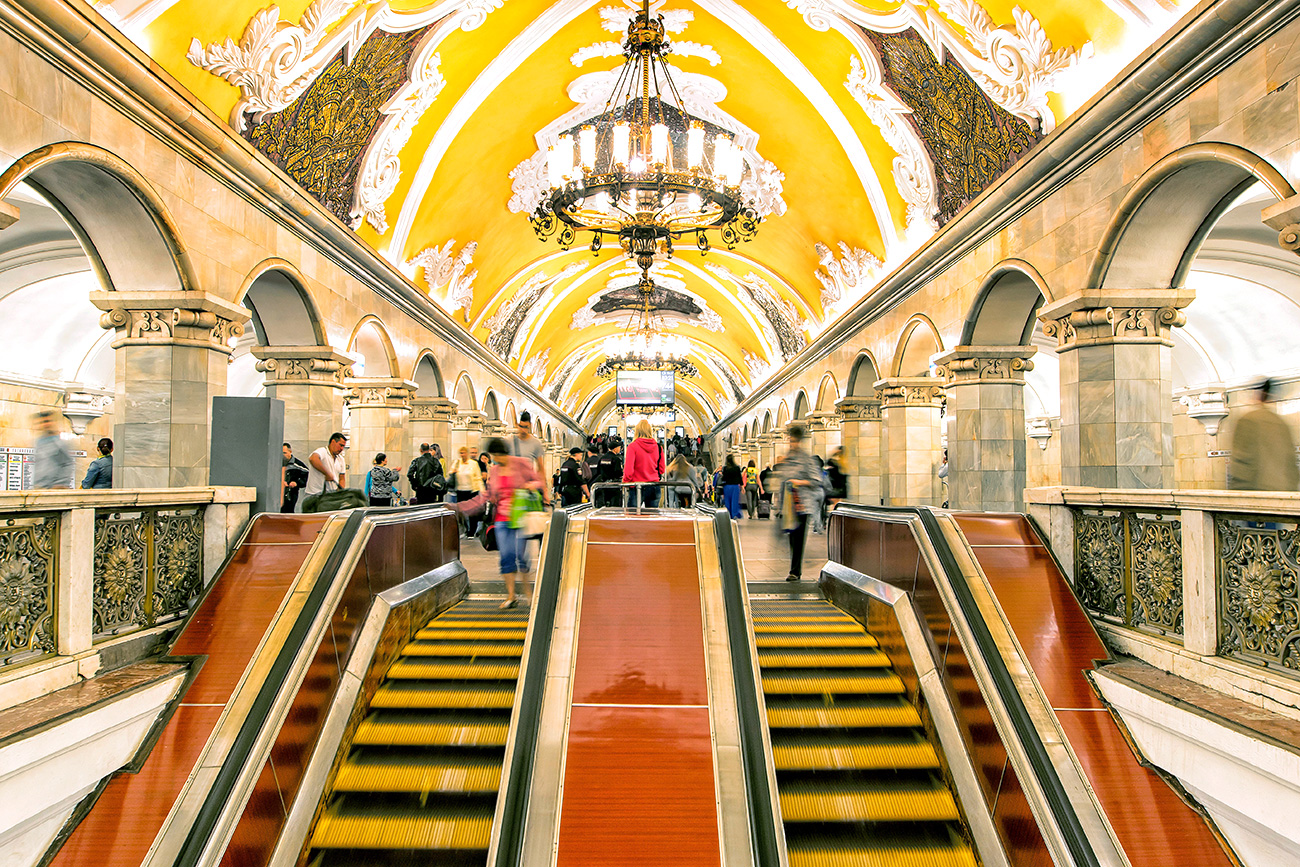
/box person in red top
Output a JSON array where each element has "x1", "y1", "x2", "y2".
[
  {"x1": 485, "y1": 437, "x2": 543, "y2": 609},
  {"x1": 622, "y1": 418, "x2": 666, "y2": 508}
]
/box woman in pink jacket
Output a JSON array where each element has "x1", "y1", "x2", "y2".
[{"x1": 622, "y1": 418, "x2": 666, "y2": 508}]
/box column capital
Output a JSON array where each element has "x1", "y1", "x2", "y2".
[
  {"x1": 875, "y1": 377, "x2": 945, "y2": 409},
  {"x1": 92, "y1": 291, "x2": 251, "y2": 354},
  {"x1": 409, "y1": 397, "x2": 458, "y2": 422},
  {"x1": 453, "y1": 410, "x2": 487, "y2": 430},
  {"x1": 835, "y1": 397, "x2": 882, "y2": 421},
  {"x1": 252, "y1": 345, "x2": 354, "y2": 389},
  {"x1": 344, "y1": 377, "x2": 417, "y2": 410},
  {"x1": 805, "y1": 410, "x2": 842, "y2": 432},
  {"x1": 1038, "y1": 289, "x2": 1192, "y2": 351},
  {"x1": 935, "y1": 345, "x2": 1036, "y2": 385}
]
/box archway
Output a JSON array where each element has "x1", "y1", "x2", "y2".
[
  {"x1": 347, "y1": 316, "x2": 399, "y2": 379},
  {"x1": 961, "y1": 260, "x2": 1050, "y2": 346},
  {"x1": 411, "y1": 353, "x2": 445, "y2": 398},
  {"x1": 846, "y1": 351, "x2": 881, "y2": 396},
  {"x1": 815, "y1": 373, "x2": 841, "y2": 411},
  {"x1": 775, "y1": 401, "x2": 790, "y2": 428},
  {"x1": 792, "y1": 390, "x2": 810, "y2": 421},
  {"x1": 762, "y1": 410, "x2": 773, "y2": 433},
  {"x1": 890, "y1": 314, "x2": 944, "y2": 377},
  {"x1": 483, "y1": 390, "x2": 500, "y2": 421},
  {"x1": 230, "y1": 263, "x2": 328, "y2": 401},
  {"x1": 452, "y1": 372, "x2": 477, "y2": 412}
]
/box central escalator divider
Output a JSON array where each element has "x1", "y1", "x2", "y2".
[
  {"x1": 753, "y1": 597, "x2": 977, "y2": 867},
  {"x1": 309, "y1": 598, "x2": 530, "y2": 865}
]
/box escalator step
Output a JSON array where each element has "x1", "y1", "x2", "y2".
[
  {"x1": 387, "y1": 659, "x2": 520, "y2": 680},
  {"x1": 399, "y1": 641, "x2": 524, "y2": 657},
  {"x1": 371, "y1": 682, "x2": 516, "y2": 709},
  {"x1": 766, "y1": 699, "x2": 920, "y2": 729},
  {"x1": 418, "y1": 618, "x2": 526, "y2": 629},
  {"x1": 754, "y1": 621, "x2": 863, "y2": 633},
  {"x1": 354, "y1": 715, "x2": 509, "y2": 747},
  {"x1": 772, "y1": 738, "x2": 940, "y2": 771},
  {"x1": 785, "y1": 839, "x2": 977, "y2": 867},
  {"x1": 756, "y1": 633, "x2": 878, "y2": 648},
  {"x1": 759, "y1": 649, "x2": 890, "y2": 669},
  {"x1": 763, "y1": 671, "x2": 904, "y2": 695},
  {"x1": 312, "y1": 804, "x2": 492, "y2": 850},
  {"x1": 335, "y1": 755, "x2": 501, "y2": 793},
  {"x1": 780, "y1": 780, "x2": 960, "y2": 823},
  {"x1": 416, "y1": 627, "x2": 528, "y2": 640}
]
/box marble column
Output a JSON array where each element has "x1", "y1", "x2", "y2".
[
  {"x1": 251, "y1": 346, "x2": 351, "y2": 455},
  {"x1": 1039, "y1": 290, "x2": 1191, "y2": 488},
  {"x1": 92, "y1": 291, "x2": 249, "y2": 488},
  {"x1": 449, "y1": 411, "x2": 487, "y2": 457},
  {"x1": 936, "y1": 346, "x2": 1036, "y2": 512},
  {"x1": 876, "y1": 377, "x2": 945, "y2": 506},
  {"x1": 344, "y1": 377, "x2": 416, "y2": 479},
  {"x1": 806, "y1": 411, "x2": 843, "y2": 462},
  {"x1": 408, "y1": 397, "x2": 458, "y2": 460},
  {"x1": 836, "y1": 396, "x2": 882, "y2": 505}
]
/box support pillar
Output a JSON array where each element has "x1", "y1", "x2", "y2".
[
  {"x1": 877, "y1": 377, "x2": 945, "y2": 506},
  {"x1": 936, "y1": 346, "x2": 1036, "y2": 512},
  {"x1": 344, "y1": 377, "x2": 416, "y2": 476},
  {"x1": 92, "y1": 291, "x2": 249, "y2": 487},
  {"x1": 409, "y1": 398, "x2": 458, "y2": 459},
  {"x1": 836, "y1": 397, "x2": 882, "y2": 505},
  {"x1": 449, "y1": 411, "x2": 487, "y2": 457},
  {"x1": 1039, "y1": 291, "x2": 1191, "y2": 488},
  {"x1": 758, "y1": 433, "x2": 779, "y2": 472},
  {"x1": 806, "y1": 411, "x2": 843, "y2": 461},
  {"x1": 252, "y1": 346, "x2": 351, "y2": 455}
]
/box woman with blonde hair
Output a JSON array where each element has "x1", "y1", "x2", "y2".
[
  {"x1": 664, "y1": 453, "x2": 696, "y2": 507},
  {"x1": 622, "y1": 418, "x2": 666, "y2": 507}
]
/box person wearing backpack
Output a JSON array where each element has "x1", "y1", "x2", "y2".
[
  {"x1": 407, "y1": 442, "x2": 445, "y2": 504},
  {"x1": 744, "y1": 459, "x2": 764, "y2": 519}
]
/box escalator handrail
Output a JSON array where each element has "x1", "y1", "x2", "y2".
[
  {"x1": 699, "y1": 502, "x2": 783, "y2": 867},
  {"x1": 492, "y1": 508, "x2": 570, "y2": 867},
  {"x1": 829, "y1": 502, "x2": 1102, "y2": 867},
  {"x1": 172, "y1": 504, "x2": 455, "y2": 867}
]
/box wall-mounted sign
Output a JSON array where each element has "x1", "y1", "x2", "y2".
[{"x1": 1207, "y1": 450, "x2": 1230, "y2": 458}]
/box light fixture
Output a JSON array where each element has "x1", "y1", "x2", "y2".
[
  {"x1": 1179, "y1": 388, "x2": 1229, "y2": 438},
  {"x1": 595, "y1": 274, "x2": 699, "y2": 379},
  {"x1": 528, "y1": 0, "x2": 760, "y2": 280},
  {"x1": 1026, "y1": 417, "x2": 1054, "y2": 450}
]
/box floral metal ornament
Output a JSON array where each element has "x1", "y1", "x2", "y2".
[
  {"x1": 1219, "y1": 517, "x2": 1300, "y2": 674},
  {"x1": 1073, "y1": 511, "x2": 1126, "y2": 621},
  {"x1": 0, "y1": 516, "x2": 57, "y2": 665},
  {"x1": 1130, "y1": 515, "x2": 1183, "y2": 635}
]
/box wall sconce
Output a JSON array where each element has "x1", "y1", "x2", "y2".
[
  {"x1": 63, "y1": 390, "x2": 111, "y2": 436},
  {"x1": 1179, "y1": 388, "x2": 1229, "y2": 438},
  {"x1": 1026, "y1": 417, "x2": 1053, "y2": 450}
]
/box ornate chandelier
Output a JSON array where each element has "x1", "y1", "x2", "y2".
[
  {"x1": 529, "y1": 0, "x2": 760, "y2": 277},
  {"x1": 595, "y1": 274, "x2": 700, "y2": 379}
]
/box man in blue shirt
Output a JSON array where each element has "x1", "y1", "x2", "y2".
[{"x1": 32, "y1": 411, "x2": 73, "y2": 489}]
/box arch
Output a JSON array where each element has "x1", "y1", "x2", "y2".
[
  {"x1": 815, "y1": 373, "x2": 841, "y2": 411},
  {"x1": 346, "y1": 315, "x2": 399, "y2": 378},
  {"x1": 546, "y1": 423, "x2": 554, "y2": 444},
  {"x1": 410, "y1": 351, "x2": 446, "y2": 397},
  {"x1": 890, "y1": 314, "x2": 944, "y2": 377},
  {"x1": 845, "y1": 350, "x2": 882, "y2": 396},
  {"x1": 0, "y1": 143, "x2": 197, "y2": 295},
  {"x1": 503, "y1": 399, "x2": 518, "y2": 426},
  {"x1": 1090, "y1": 143, "x2": 1295, "y2": 291},
  {"x1": 451, "y1": 371, "x2": 476, "y2": 411},
  {"x1": 961, "y1": 259, "x2": 1052, "y2": 346},
  {"x1": 238, "y1": 260, "x2": 327, "y2": 346},
  {"x1": 741, "y1": 423, "x2": 750, "y2": 442},
  {"x1": 483, "y1": 390, "x2": 500, "y2": 420},
  {"x1": 761, "y1": 410, "x2": 773, "y2": 434},
  {"x1": 792, "y1": 390, "x2": 809, "y2": 421},
  {"x1": 775, "y1": 400, "x2": 790, "y2": 427}
]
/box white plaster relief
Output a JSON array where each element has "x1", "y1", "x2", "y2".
[
  {"x1": 407, "y1": 239, "x2": 478, "y2": 319},
  {"x1": 815, "y1": 240, "x2": 883, "y2": 314},
  {"x1": 521, "y1": 349, "x2": 551, "y2": 387}
]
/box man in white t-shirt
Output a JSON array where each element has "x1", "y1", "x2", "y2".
[
  {"x1": 511, "y1": 410, "x2": 548, "y2": 503},
  {"x1": 306, "y1": 432, "x2": 348, "y2": 495}
]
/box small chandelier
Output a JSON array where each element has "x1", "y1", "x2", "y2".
[
  {"x1": 595, "y1": 274, "x2": 700, "y2": 379},
  {"x1": 529, "y1": 0, "x2": 760, "y2": 278}
]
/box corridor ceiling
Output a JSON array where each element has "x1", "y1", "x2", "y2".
[{"x1": 93, "y1": 0, "x2": 1188, "y2": 426}]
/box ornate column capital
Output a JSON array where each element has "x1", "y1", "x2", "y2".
[
  {"x1": 343, "y1": 377, "x2": 417, "y2": 410},
  {"x1": 91, "y1": 291, "x2": 251, "y2": 354},
  {"x1": 252, "y1": 345, "x2": 354, "y2": 388},
  {"x1": 875, "y1": 376, "x2": 945, "y2": 409},
  {"x1": 835, "y1": 397, "x2": 882, "y2": 422},
  {"x1": 452, "y1": 410, "x2": 487, "y2": 430},
  {"x1": 1037, "y1": 289, "x2": 1192, "y2": 351},
  {"x1": 805, "y1": 410, "x2": 842, "y2": 432},
  {"x1": 409, "y1": 397, "x2": 458, "y2": 422},
  {"x1": 935, "y1": 345, "x2": 1036, "y2": 386},
  {"x1": 1262, "y1": 194, "x2": 1300, "y2": 256}
]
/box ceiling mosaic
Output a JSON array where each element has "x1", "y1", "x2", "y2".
[{"x1": 96, "y1": 0, "x2": 1190, "y2": 426}]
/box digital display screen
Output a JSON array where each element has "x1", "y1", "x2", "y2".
[{"x1": 616, "y1": 370, "x2": 674, "y2": 405}]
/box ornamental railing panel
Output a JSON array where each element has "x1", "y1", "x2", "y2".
[
  {"x1": 0, "y1": 513, "x2": 58, "y2": 666},
  {"x1": 1073, "y1": 508, "x2": 1183, "y2": 639},
  {"x1": 92, "y1": 507, "x2": 205, "y2": 641},
  {"x1": 1217, "y1": 515, "x2": 1300, "y2": 676}
]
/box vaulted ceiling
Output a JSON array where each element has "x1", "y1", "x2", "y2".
[{"x1": 93, "y1": 0, "x2": 1189, "y2": 426}]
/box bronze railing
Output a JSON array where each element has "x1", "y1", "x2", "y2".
[{"x1": 0, "y1": 512, "x2": 59, "y2": 666}]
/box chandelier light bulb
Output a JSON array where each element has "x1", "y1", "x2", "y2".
[
  {"x1": 725, "y1": 146, "x2": 744, "y2": 186},
  {"x1": 613, "y1": 122, "x2": 631, "y2": 167},
  {"x1": 547, "y1": 144, "x2": 565, "y2": 187},
  {"x1": 651, "y1": 123, "x2": 670, "y2": 165},
  {"x1": 557, "y1": 134, "x2": 575, "y2": 178},
  {"x1": 687, "y1": 123, "x2": 704, "y2": 169},
  {"x1": 629, "y1": 155, "x2": 646, "y2": 175},
  {"x1": 687, "y1": 192, "x2": 701, "y2": 212},
  {"x1": 579, "y1": 125, "x2": 597, "y2": 170}
]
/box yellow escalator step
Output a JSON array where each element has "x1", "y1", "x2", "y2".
[
  {"x1": 335, "y1": 757, "x2": 501, "y2": 793},
  {"x1": 759, "y1": 650, "x2": 890, "y2": 668},
  {"x1": 762, "y1": 672, "x2": 903, "y2": 695},
  {"x1": 772, "y1": 740, "x2": 939, "y2": 771},
  {"x1": 354, "y1": 717, "x2": 509, "y2": 747},
  {"x1": 371, "y1": 683, "x2": 516, "y2": 709},
  {"x1": 312, "y1": 807, "x2": 492, "y2": 850},
  {"x1": 419, "y1": 618, "x2": 526, "y2": 629},
  {"x1": 780, "y1": 782, "x2": 959, "y2": 823},
  {"x1": 416, "y1": 628, "x2": 527, "y2": 640},
  {"x1": 754, "y1": 622, "x2": 862, "y2": 633},
  {"x1": 786, "y1": 841, "x2": 977, "y2": 867},
  {"x1": 387, "y1": 659, "x2": 520, "y2": 680},
  {"x1": 400, "y1": 642, "x2": 524, "y2": 657},
  {"x1": 766, "y1": 701, "x2": 920, "y2": 729},
  {"x1": 756, "y1": 633, "x2": 878, "y2": 648}
]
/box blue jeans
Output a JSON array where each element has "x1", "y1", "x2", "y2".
[
  {"x1": 723, "y1": 484, "x2": 741, "y2": 519},
  {"x1": 628, "y1": 485, "x2": 660, "y2": 508},
  {"x1": 496, "y1": 521, "x2": 530, "y2": 574}
]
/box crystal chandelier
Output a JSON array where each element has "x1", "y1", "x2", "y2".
[
  {"x1": 529, "y1": 0, "x2": 760, "y2": 278},
  {"x1": 595, "y1": 274, "x2": 700, "y2": 379}
]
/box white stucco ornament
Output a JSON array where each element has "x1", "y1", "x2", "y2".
[
  {"x1": 408, "y1": 240, "x2": 478, "y2": 318},
  {"x1": 815, "y1": 241, "x2": 882, "y2": 313}
]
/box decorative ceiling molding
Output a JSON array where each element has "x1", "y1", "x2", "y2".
[
  {"x1": 575, "y1": 2, "x2": 720, "y2": 65},
  {"x1": 702, "y1": 261, "x2": 809, "y2": 360},
  {"x1": 407, "y1": 239, "x2": 478, "y2": 320},
  {"x1": 483, "y1": 261, "x2": 590, "y2": 359},
  {"x1": 815, "y1": 241, "x2": 882, "y2": 316},
  {"x1": 569, "y1": 264, "x2": 726, "y2": 333},
  {"x1": 521, "y1": 348, "x2": 551, "y2": 387}
]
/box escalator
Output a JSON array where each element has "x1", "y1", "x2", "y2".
[
  {"x1": 752, "y1": 596, "x2": 977, "y2": 867},
  {"x1": 308, "y1": 597, "x2": 529, "y2": 865}
]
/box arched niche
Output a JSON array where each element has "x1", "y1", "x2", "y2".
[
  {"x1": 1090, "y1": 143, "x2": 1295, "y2": 291},
  {"x1": 452, "y1": 372, "x2": 476, "y2": 411},
  {"x1": 0, "y1": 143, "x2": 195, "y2": 295},
  {"x1": 961, "y1": 260, "x2": 1051, "y2": 346},
  {"x1": 483, "y1": 390, "x2": 500, "y2": 420},
  {"x1": 792, "y1": 390, "x2": 810, "y2": 421},
  {"x1": 761, "y1": 410, "x2": 773, "y2": 433},
  {"x1": 891, "y1": 315, "x2": 944, "y2": 377},
  {"x1": 411, "y1": 353, "x2": 445, "y2": 398},
  {"x1": 347, "y1": 316, "x2": 399, "y2": 378},
  {"x1": 815, "y1": 373, "x2": 841, "y2": 411},
  {"x1": 846, "y1": 352, "x2": 882, "y2": 396},
  {"x1": 775, "y1": 401, "x2": 790, "y2": 427},
  {"x1": 741, "y1": 423, "x2": 750, "y2": 442},
  {"x1": 239, "y1": 262, "x2": 326, "y2": 347},
  {"x1": 503, "y1": 399, "x2": 518, "y2": 426}
]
